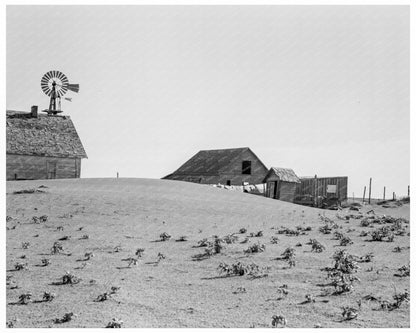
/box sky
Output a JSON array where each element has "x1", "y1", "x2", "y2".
[{"x1": 6, "y1": 5, "x2": 410, "y2": 198}]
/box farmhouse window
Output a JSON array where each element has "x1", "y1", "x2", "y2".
[{"x1": 242, "y1": 161, "x2": 252, "y2": 175}]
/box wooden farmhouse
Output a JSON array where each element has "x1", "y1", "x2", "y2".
[
  {"x1": 163, "y1": 147, "x2": 268, "y2": 185},
  {"x1": 263, "y1": 167, "x2": 301, "y2": 203},
  {"x1": 6, "y1": 106, "x2": 87, "y2": 180}
]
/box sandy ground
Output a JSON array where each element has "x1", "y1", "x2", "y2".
[{"x1": 5, "y1": 178, "x2": 410, "y2": 328}]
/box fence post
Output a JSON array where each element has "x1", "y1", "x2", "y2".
[
  {"x1": 393, "y1": 192, "x2": 396, "y2": 201},
  {"x1": 383, "y1": 186, "x2": 386, "y2": 200},
  {"x1": 408, "y1": 185, "x2": 410, "y2": 197},
  {"x1": 363, "y1": 186, "x2": 366, "y2": 203},
  {"x1": 368, "y1": 178, "x2": 372, "y2": 204},
  {"x1": 117, "y1": 172, "x2": 119, "y2": 179}
]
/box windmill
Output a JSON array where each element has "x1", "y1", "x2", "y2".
[{"x1": 40, "y1": 70, "x2": 79, "y2": 115}]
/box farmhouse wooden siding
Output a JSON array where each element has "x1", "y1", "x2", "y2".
[
  {"x1": 296, "y1": 177, "x2": 348, "y2": 201},
  {"x1": 164, "y1": 147, "x2": 268, "y2": 185},
  {"x1": 6, "y1": 154, "x2": 81, "y2": 180}
]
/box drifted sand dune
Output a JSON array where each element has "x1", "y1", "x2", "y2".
[{"x1": 6, "y1": 178, "x2": 410, "y2": 328}]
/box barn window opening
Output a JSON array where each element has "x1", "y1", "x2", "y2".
[{"x1": 242, "y1": 161, "x2": 251, "y2": 175}]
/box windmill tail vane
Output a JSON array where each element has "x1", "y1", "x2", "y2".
[
  {"x1": 40, "y1": 70, "x2": 80, "y2": 115},
  {"x1": 67, "y1": 84, "x2": 80, "y2": 93}
]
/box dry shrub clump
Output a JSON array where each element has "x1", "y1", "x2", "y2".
[
  {"x1": 339, "y1": 235, "x2": 354, "y2": 246},
  {"x1": 244, "y1": 243, "x2": 266, "y2": 254},
  {"x1": 32, "y1": 215, "x2": 48, "y2": 224},
  {"x1": 341, "y1": 306, "x2": 358, "y2": 320},
  {"x1": 42, "y1": 292, "x2": 55, "y2": 302},
  {"x1": 51, "y1": 242, "x2": 64, "y2": 254},
  {"x1": 371, "y1": 226, "x2": 395, "y2": 242},
  {"x1": 222, "y1": 234, "x2": 239, "y2": 244},
  {"x1": 14, "y1": 262, "x2": 28, "y2": 271},
  {"x1": 18, "y1": 293, "x2": 32, "y2": 305},
  {"x1": 304, "y1": 294, "x2": 316, "y2": 303},
  {"x1": 279, "y1": 247, "x2": 296, "y2": 267},
  {"x1": 274, "y1": 284, "x2": 289, "y2": 301},
  {"x1": 332, "y1": 250, "x2": 359, "y2": 274},
  {"x1": 135, "y1": 248, "x2": 145, "y2": 257},
  {"x1": 176, "y1": 236, "x2": 188, "y2": 242},
  {"x1": 277, "y1": 227, "x2": 300, "y2": 236},
  {"x1": 106, "y1": 318, "x2": 123, "y2": 328},
  {"x1": 84, "y1": 252, "x2": 94, "y2": 260},
  {"x1": 125, "y1": 257, "x2": 139, "y2": 267},
  {"x1": 357, "y1": 253, "x2": 374, "y2": 263},
  {"x1": 62, "y1": 272, "x2": 81, "y2": 285},
  {"x1": 195, "y1": 238, "x2": 210, "y2": 247},
  {"x1": 192, "y1": 236, "x2": 225, "y2": 260},
  {"x1": 218, "y1": 262, "x2": 269, "y2": 278},
  {"x1": 21, "y1": 242, "x2": 30, "y2": 249},
  {"x1": 271, "y1": 315, "x2": 287, "y2": 327},
  {"x1": 55, "y1": 312, "x2": 76, "y2": 324},
  {"x1": 379, "y1": 290, "x2": 409, "y2": 311},
  {"x1": 395, "y1": 264, "x2": 410, "y2": 277},
  {"x1": 270, "y1": 236, "x2": 279, "y2": 244},
  {"x1": 297, "y1": 225, "x2": 312, "y2": 232},
  {"x1": 319, "y1": 224, "x2": 332, "y2": 234},
  {"x1": 159, "y1": 232, "x2": 171, "y2": 241},
  {"x1": 324, "y1": 250, "x2": 360, "y2": 294},
  {"x1": 13, "y1": 188, "x2": 45, "y2": 195},
  {"x1": 205, "y1": 236, "x2": 224, "y2": 255},
  {"x1": 309, "y1": 239, "x2": 325, "y2": 252},
  {"x1": 95, "y1": 292, "x2": 111, "y2": 302}
]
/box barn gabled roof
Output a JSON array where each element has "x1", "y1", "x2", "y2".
[
  {"x1": 6, "y1": 110, "x2": 87, "y2": 159},
  {"x1": 263, "y1": 167, "x2": 301, "y2": 183},
  {"x1": 165, "y1": 147, "x2": 267, "y2": 176}
]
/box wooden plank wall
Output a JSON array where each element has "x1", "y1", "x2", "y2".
[
  {"x1": 6, "y1": 154, "x2": 81, "y2": 180},
  {"x1": 295, "y1": 177, "x2": 348, "y2": 201},
  {"x1": 279, "y1": 182, "x2": 297, "y2": 202}
]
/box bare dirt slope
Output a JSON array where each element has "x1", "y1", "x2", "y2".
[{"x1": 6, "y1": 178, "x2": 410, "y2": 328}]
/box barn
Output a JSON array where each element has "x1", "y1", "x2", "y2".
[
  {"x1": 6, "y1": 106, "x2": 87, "y2": 180},
  {"x1": 263, "y1": 167, "x2": 301, "y2": 203},
  {"x1": 163, "y1": 147, "x2": 268, "y2": 186}
]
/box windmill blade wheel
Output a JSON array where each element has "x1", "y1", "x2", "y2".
[{"x1": 40, "y1": 70, "x2": 69, "y2": 97}]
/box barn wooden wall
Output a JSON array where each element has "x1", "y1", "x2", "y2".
[
  {"x1": 295, "y1": 177, "x2": 348, "y2": 201},
  {"x1": 6, "y1": 154, "x2": 81, "y2": 180}
]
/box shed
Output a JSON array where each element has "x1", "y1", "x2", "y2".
[
  {"x1": 163, "y1": 147, "x2": 268, "y2": 186},
  {"x1": 6, "y1": 107, "x2": 87, "y2": 180},
  {"x1": 263, "y1": 167, "x2": 301, "y2": 203},
  {"x1": 295, "y1": 176, "x2": 348, "y2": 207}
]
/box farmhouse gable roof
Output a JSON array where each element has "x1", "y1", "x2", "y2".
[{"x1": 6, "y1": 110, "x2": 87, "y2": 159}]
